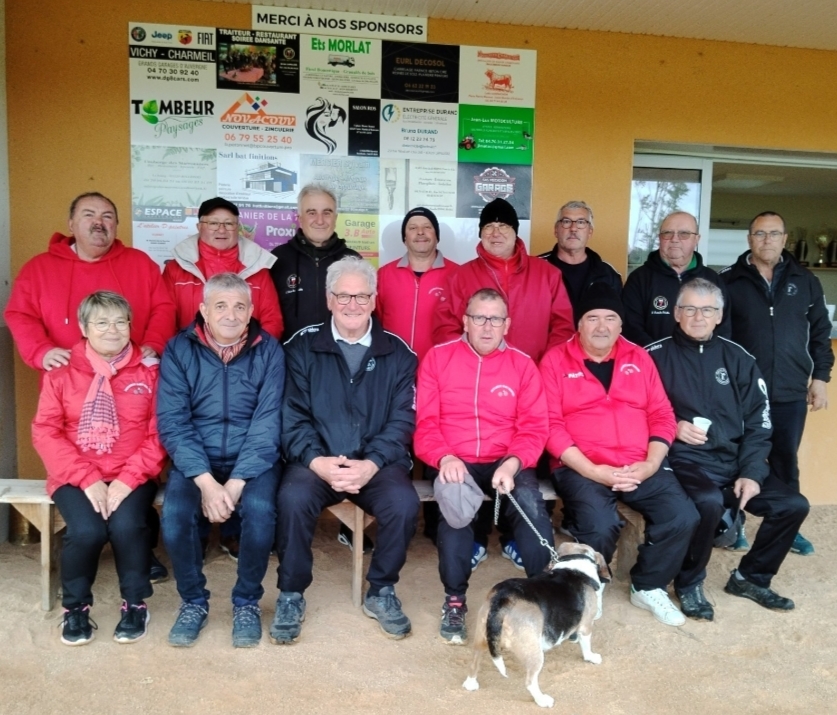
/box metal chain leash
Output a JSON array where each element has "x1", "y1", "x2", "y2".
[{"x1": 494, "y1": 488, "x2": 560, "y2": 563}]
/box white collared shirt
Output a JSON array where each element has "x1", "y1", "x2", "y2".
[{"x1": 331, "y1": 317, "x2": 373, "y2": 347}]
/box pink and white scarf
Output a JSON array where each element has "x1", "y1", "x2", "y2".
[{"x1": 76, "y1": 342, "x2": 133, "y2": 455}]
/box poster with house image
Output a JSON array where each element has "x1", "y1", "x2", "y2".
[{"x1": 216, "y1": 151, "x2": 299, "y2": 205}]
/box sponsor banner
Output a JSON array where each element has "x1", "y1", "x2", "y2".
[
  {"x1": 379, "y1": 101, "x2": 458, "y2": 160},
  {"x1": 300, "y1": 35, "x2": 382, "y2": 98},
  {"x1": 237, "y1": 204, "x2": 298, "y2": 251},
  {"x1": 457, "y1": 105, "x2": 534, "y2": 165},
  {"x1": 216, "y1": 28, "x2": 300, "y2": 93},
  {"x1": 129, "y1": 22, "x2": 535, "y2": 261},
  {"x1": 252, "y1": 6, "x2": 427, "y2": 42},
  {"x1": 381, "y1": 42, "x2": 459, "y2": 103},
  {"x1": 458, "y1": 46, "x2": 537, "y2": 107},
  {"x1": 338, "y1": 214, "x2": 380, "y2": 264},
  {"x1": 456, "y1": 163, "x2": 532, "y2": 220}
]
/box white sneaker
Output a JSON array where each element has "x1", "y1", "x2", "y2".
[{"x1": 630, "y1": 587, "x2": 685, "y2": 626}]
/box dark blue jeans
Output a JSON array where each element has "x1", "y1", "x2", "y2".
[
  {"x1": 53, "y1": 480, "x2": 158, "y2": 608},
  {"x1": 276, "y1": 463, "x2": 419, "y2": 594},
  {"x1": 162, "y1": 464, "x2": 279, "y2": 606},
  {"x1": 431, "y1": 462, "x2": 554, "y2": 598}
]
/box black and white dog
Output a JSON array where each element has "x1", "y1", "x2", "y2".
[{"x1": 463, "y1": 542, "x2": 610, "y2": 708}]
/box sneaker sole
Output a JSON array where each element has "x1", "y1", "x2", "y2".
[
  {"x1": 630, "y1": 594, "x2": 685, "y2": 626},
  {"x1": 233, "y1": 635, "x2": 262, "y2": 648},
  {"x1": 471, "y1": 553, "x2": 487, "y2": 571},
  {"x1": 61, "y1": 633, "x2": 95, "y2": 646},
  {"x1": 362, "y1": 605, "x2": 411, "y2": 640},
  {"x1": 114, "y1": 612, "x2": 150, "y2": 644},
  {"x1": 724, "y1": 583, "x2": 794, "y2": 611},
  {"x1": 441, "y1": 633, "x2": 466, "y2": 645},
  {"x1": 269, "y1": 612, "x2": 305, "y2": 645}
]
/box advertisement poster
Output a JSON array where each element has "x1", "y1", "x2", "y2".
[{"x1": 129, "y1": 21, "x2": 535, "y2": 264}]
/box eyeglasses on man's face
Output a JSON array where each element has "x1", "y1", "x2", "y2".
[
  {"x1": 88, "y1": 319, "x2": 131, "y2": 332},
  {"x1": 677, "y1": 305, "x2": 719, "y2": 318},
  {"x1": 200, "y1": 220, "x2": 239, "y2": 232},
  {"x1": 659, "y1": 230, "x2": 698, "y2": 241},
  {"x1": 467, "y1": 314, "x2": 508, "y2": 327},
  {"x1": 557, "y1": 217, "x2": 590, "y2": 229},
  {"x1": 332, "y1": 293, "x2": 372, "y2": 306},
  {"x1": 749, "y1": 230, "x2": 785, "y2": 241}
]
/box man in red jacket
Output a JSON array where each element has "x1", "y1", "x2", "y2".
[
  {"x1": 540, "y1": 283, "x2": 698, "y2": 627},
  {"x1": 416, "y1": 288, "x2": 554, "y2": 645},
  {"x1": 432, "y1": 198, "x2": 573, "y2": 363},
  {"x1": 5, "y1": 192, "x2": 176, "y2": 370},
  {"x1": 376, "y1": 207, "x2": 458, "y2": 361}
]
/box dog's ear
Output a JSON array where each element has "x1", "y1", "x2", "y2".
[{"x1": 595, "y1": 551, "x2": 612, "y2": 583}]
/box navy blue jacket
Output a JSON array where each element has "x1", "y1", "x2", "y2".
[
  {"x1": 157, "y1": 317, "x2": 284, "y2": 479},
  {"x1": 720, "y1": 250, "x2": 833, "y2": 403},
  {"x1": 282, "y1": 318, "x2": 417, "y2": 471}
]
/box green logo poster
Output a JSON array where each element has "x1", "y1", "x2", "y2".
[{"x1": 457, "y1": 104, "x2": 533, "y2": 165}]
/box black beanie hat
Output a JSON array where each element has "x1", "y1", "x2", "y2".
[
  {"x1": 401, "y1": 207, "x2": 441, "y2": 242},
  {"x1": 479, "y1": 198, "x2": 519, "y2": 234},
  {"x1": 198, "y1": 196, "x2": 239, "y2": 218},
  {"x1": 577, "y1": 282, "x2": 625, "y2": 323}
]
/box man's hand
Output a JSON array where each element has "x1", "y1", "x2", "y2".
[
  {"x1": 676, "y1": 420, "x2": 708, "y2": 445},
  {"x1": 492, "y1": 457, "x2": 520, "y2": 494},
  {"x1": 329, "y1": 458, "x2": 378, "y2": 494},
  {"x1": 438, "y1": 455, "x2": 468, "y2": 484},
  {"x1": 140, "y1": 345, "x2": 158, "y2": 359},
  {"x1": 83, "y1": 480, "x2": 111, "y2": 519},
  {"x1": 106, "y1": 479, "x2": 133, "y2": 514},
  {"x1": 224, "y1": 478, "x2": 246, "y2": 507},
  {"x1": 733, "y1": 477, "x2": 761, "y2": 510},
  {"x1": 611, "y1": 461, "x2": 657, "y2": 491},
  {"x1": 808, "y1": 379, "x2": 828, "y2": 412},
  {"x1": 42, "y1": 347, "x2": 71, "y2": 371},
  {"x1": 587, "y1": 464, "x2": 642, "y2": 492},
  {"x1": 194, "y1": 472, "x2": 235, "y2": 523},
  {"x1": 309, "y1": 456, "x2": 345, "y2": 484}
]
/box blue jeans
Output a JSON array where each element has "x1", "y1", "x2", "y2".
[{"x1": 162, "y1": 464, "x2": 279, "y2": 606}]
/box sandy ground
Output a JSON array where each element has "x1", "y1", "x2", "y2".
[{"x1": 0, "y1": 506, "x2": 835, "y2": 715}]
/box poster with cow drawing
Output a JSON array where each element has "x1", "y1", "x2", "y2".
[{"x1": 129, "y1": 21, "x2": 535, "y2": 266}]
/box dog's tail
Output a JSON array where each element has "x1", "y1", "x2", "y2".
[{"x1": 485, "y1": 592, "x2": 514, "y2": 659}]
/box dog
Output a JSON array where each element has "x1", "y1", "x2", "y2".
[{"x1": 462, "y1": 542, "x2": 610, "y2": 708}]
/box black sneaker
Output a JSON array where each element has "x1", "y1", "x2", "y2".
[
  {"x1": 220, "y1": 536, "x2": 240, "y2": 562},
  {"x1": 440, "y1": 596, "x2": 467, "y2": 645},
  {"x1": 363, "y1": 586, "x2": 411, "y2": 639},
  {"x1": 168, "y1": 602, "x2": 209, "y2": 647},
  {"x1": 61, "y1": 605, "x2": 97, "y2": 646},
  {"x1": 724, "y1": 571, "x2": 794, "y2": 611},
  {"x1": 676, "y1": 582, "x2": 714, "y2": 621},
  {"x1": 150, "y1": 553, "x2": 168, "y2": 584},
  {"x1": 232, "y1": 604, "x2": 262, "y2": 648},
  {"x1": 337, "y1": 523, "x2": 374, "y2": 554},
  {"x1": 269, "y1": 592, "x2": 306, "y2": 644},
  {"x1": 114, "y1": 601, "x2": 150, "y2": 643}
]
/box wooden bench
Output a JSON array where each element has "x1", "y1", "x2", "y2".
[
  {"x1": 1, "y1": 478, "x2": 645, "y2": 612},
  {"x1": 0, "y1": 479, "x2": 165, "y2": 611},
  {"x1": 327, "y1": 479, "x2": 646, "y2": 607}
]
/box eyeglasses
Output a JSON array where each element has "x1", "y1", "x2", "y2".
[
  {"x1": 557, "y1": 218, "x2": 591, "y2": 229},
  {"x1": 332, "y1": 293, "x2": 372, "y2": 306},
  {"x1": 677, "y1": 305, "x2": 720, "y2": 318},
  {"x1": 659, "y1": 230, "x2": 698, "y2": 241},
  {"x1": 482, "y1": 222, "x2": 514, "y2": 234},
  {"x1": 88, "y1": 319, "x2": 130, "y2": 332},
  {"x1": 467, "y1": 314, "x2": 508, "y2": 327},
  {"x1": 749, "y1": 230, "x2": 785, "y2": 241},
  {"x1": 200, "y1": 220, "x2": 239, "y2": 232}
]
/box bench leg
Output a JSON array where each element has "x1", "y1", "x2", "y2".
[
  {"x1": 40, "y1": 502, "x2": 58, "y2": 611},
  {"x1": 352, "y1": 505, "x2": 364, "y2": 608}
]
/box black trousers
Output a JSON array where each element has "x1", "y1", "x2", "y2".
[
  {"x1": 276, "y1": 463, "x2": 419, "y2": 594},
  {"x1": 768, "y1": 400, "x2": 807, "y2": 495},
  {"x1": 432, "y1": 461, "x2": 554, "y2": 598},
  {"x1": 672, "y1": 462, "x2": 809, "y2": 589},
  {"x1": 552, "y1": 462, "x2": 699, "y2": 591},
  {"x1": 53, "y1": 481, "x2": 158, "y2": 608}
]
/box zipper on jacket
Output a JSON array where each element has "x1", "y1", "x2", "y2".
[
  {"x1": 221, "y1": 363, "x2": 229, "y2": 463},
  {"x1": 410, "y1": 277, "x2": 419, "y2": 349},
  {"x1": 474, "y1": 356, "x2": 483, "y2": 459}
]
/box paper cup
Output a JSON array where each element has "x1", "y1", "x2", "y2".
[{"x1": 693, "y1": 417, "x2": 712, "y2": 432}]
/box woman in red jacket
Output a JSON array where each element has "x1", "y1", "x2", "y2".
[{"x1": 32, "y1": 291, "x2": 166, "y2": 646}]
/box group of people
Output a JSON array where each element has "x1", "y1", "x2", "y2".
[{"x1": 4, "y1": 184, "x2": 830, "y2": 650}]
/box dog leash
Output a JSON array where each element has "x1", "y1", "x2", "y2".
[{"x1": 494, "y1": 489, "x2": 561, "y2": 563}]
